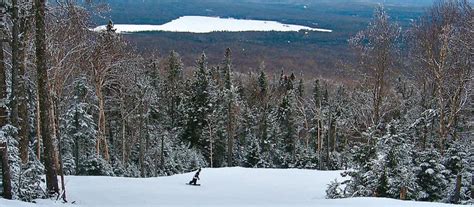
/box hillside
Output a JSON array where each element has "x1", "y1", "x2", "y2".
[{"x1": 0, "y1": 168, "x2": 467, "y2": 207}]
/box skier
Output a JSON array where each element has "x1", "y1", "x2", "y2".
[{"x1": 188, "y1": 168, "x2": 201, "y2": 185}]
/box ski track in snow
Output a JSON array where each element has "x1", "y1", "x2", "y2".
[
  {"x1": 93, "y1": 16, "x2": 333, "y2": 34},
  {"x1": 0, "y1": 167, "x2": 465, "y2": 207}
]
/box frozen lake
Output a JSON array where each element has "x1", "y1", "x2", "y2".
[{"x1": 93, "y1": 16, "x2": 333, "y2": 33}]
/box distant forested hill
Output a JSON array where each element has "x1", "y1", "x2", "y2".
[
  {"x1": 96, "y1": 0, "x2": 428, "y2": 29},
  {"x1": 92, "y1": 0, "x2": 431, "y2": 77}
]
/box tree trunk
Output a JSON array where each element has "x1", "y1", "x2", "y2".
[
  {"x1": 226, "y1": 101, "x2": 235, "y2": 167},
  {"x1": 399, "y1": 186, "x2": 407, "y2": 200},
  {"x1": 208, "y1": 121, "x2": 213, "y2": 168},
  {"x1": 10, "y1": 0, "x2": 19, "y2": 128},
  {"x1": 36, "y1": 92, "x2": 41, "y2": 160},
  {"x1": 18, "y1": 9, "x2": 31, "y2": 165},
  {"x1": 453, "y1": 174, "x2": 462, "y2": 203},
  {"x1": 471, "y1": 174, "x2": 474, "y2": 202},
  {"x1": 438, "y1": 98, "x2": 446, "y2": 153},
  {"x1": 372, "y1": 53, "x2": 387, "y2": 126},
  {"x1": 73, "y1": 105, "x2": 79, "y2": 173},
  {"x1": 97, "y1": 91, "x2": 109, "y2": 161},
  {"x1": 432, "y1": 33, "x2": 449, "y2": 154},
  {"x1": 420, "y1": 81, "x2": 427, "y2": 150},
  {"x1": 421, "y1": 121, "x2": 427, "y2": 150},
  {"x1": 49, "y1": 96, "x2": 60, "y2": 173},
  {"x1": 328, "y1": 108, "x2": 336, "y2": 152},
  {"x1": 0, "y1": 6, "x2": 12, "y2": 199},
  {"x1": 0, "y1": 3, "x2": 8, "y2": 129},
  {"x1": 0, "y1": 142, "x2": 12, "y2": 199},
  {"x1": 18, "y1": 39, "x2": 29, "y2": 164},
  {"x1": 120, "y1": 100, "x2": 126, "y2": 165},
  {"x1": 332, "y1": 120, "x2": 337, "y2": 152},
  {"x1": 317, "y1": 118, "x2": 322, "y2": 169},
  {"x1": 35, "y1": 0, "x2": 59, "y2": 195},
  {"x1": 373, "y1": 74, "x2": 384, "y2": 125},
  {"x1": 56, "y1": 129, "x2": 67, "y2": 202},
  {"x1": 138, "y1": 102, "x2": 145, "y2": 177},
  {"x1": 121, "y1": 116, "x2": 126, "y2": 165},
  {"x1": 326, "y1": 111, "x2": 331, "y2": 169},
  {"x1": 160, "y1": 133, "x2": 164, "y2": 171},
  {"x1": 316, "y1": 97, "x2": 323, "y2": 169}
]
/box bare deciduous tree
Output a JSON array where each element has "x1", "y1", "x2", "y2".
[
  {"x1": 410, "y1": 0, "x2": 472, "y2": 152},
  {"x1": 87, "y1": 23, "x2": 127, "y2": 161},
  {"x1": 349, "y1": 5, "x2": 401, "y2": 125}
]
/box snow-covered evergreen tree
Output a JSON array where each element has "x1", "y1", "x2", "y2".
[
  {"x1": 326, "y1": 179, "x2": 346, "y2": 199},
  {"x1": 181, "y1": 53, "x2": 214, "y2": 167},
  {"x1": 442, "y1": 140, "x2": 472, "y2": 203},
  {"x1": 275, "y1": 89, "x2": 298, "y2": 168},
  {"x1": 378, "y1": 121, "x2": 419, "y2": 199},
  {"x1": 294, "y1": 145, "x2": 318, "y2": 169},
  {"x1": 254, "y1": 70, "x2": 276, "y2": 167},
  {"x1": 18, "y1": 150, "x2": 45, "y2": 201},
  {"x1": 61, "y1": 77, "x2": 112, "y2": 176},
  {"x1": 0, "y1": 125, "x2": 21, "y2": 199},
  {"x1": 414, "y1": 148, "x2": 447, "y2": 201},
  {"x1": 336, "y1": 121, "x2": 420, "y2": 199}
]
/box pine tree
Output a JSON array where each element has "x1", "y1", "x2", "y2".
[
  {"x1": 163, "y1": 51, "x2": 184, "y2": 129},
  {"x1": 326, "y1": 179, "x2": 345, "y2": 199},
  {"x1": 256, "y1": 70, "x2": 271, "y2": 155},
  {"x1": 378, "y1": 122, "x2": 419, "y2": 199},
  {"x1": 18, "y1": 150, "x2": 45, "y2": 202},
  {"x1": 181, "y1": 53, "x2": 213, "y2": 165},
  {"x1": 0, "y1": 125, "x2": 21, "y2": 199},
  {"x1": 238, "y1": 103, "x2": 262, "y2": 167},
  {"x1": 297, "y1": 78, "x2": 304, "y2": 98},
  {"x1": 275, "y1": 91, "x2": 298, "y2": 167},
  {"x1": 415, "y1": 148, "x2": 448, "y2": 201},
  {"x1": 62, "y1": 78, "x2": 111, "y2": 176},
  {"x1": 213, "y1": 48, "x2": 240, "y2": 167},
  {"x1": 245, "y1": 135, "x2": 262, "y2": 168},
  {"x1": 338, "y1": 121, "x2": 420, "y2": 199},
  {"x1": 311, "y1": 79, "x2": 323, "y2": 167},
  {"x1": 442, "y1": 140, "x2": 472, "y2": 203}
]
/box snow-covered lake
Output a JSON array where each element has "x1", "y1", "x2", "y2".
[
  {"x1": 93, "y1": 16, "x2": 333, "y2": 33},
  {"x1": 0, "y1": 167, "x2": 465, "y2": 207}
]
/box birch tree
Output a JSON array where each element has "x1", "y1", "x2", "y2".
[
  {"x1": 410, "y1": 0, "x2": 472, "y2": 152},
  {"x1": 349, "y1": 5, "x2": 401, "y2": 125}
]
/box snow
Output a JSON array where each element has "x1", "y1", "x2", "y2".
[
  {"x1": 93, "y1": 16, "x2": 333, "y2": 34},
  {"x1": 425, "y1": 168, "x2": 435, "y2": 175},
  {"x1": 0, "y1": 167, "x2": 465, "y2": 207}
]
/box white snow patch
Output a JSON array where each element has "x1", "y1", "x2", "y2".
[
  {"x1": 425, "y1": 168, "x2": 435, "y2": 175},
  {"x1": 93, "y1": 16, "x2": 333, "y2": 34},
  {"x1": 0, "y1": 167, "x2": 464, "y2": 207}
]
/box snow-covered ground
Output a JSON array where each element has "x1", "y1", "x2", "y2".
[
  {"x1": 0, "y1": 167, "x2": 465, "y2": 207},
  {"x1": 93, "y1": 16, "x2": 333, "y2": 33}
]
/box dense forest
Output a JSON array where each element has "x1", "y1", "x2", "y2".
[{"x1": 0, "y1": 0, "x2": 472, "y2": 205}]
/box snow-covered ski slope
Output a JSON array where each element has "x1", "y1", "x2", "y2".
[
  {"x1": 0, "y1": 167, "x2": 464, "y2": 207},
  {"x1": 93, "y1": 16, "x2": 333, "y2": 33}
]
